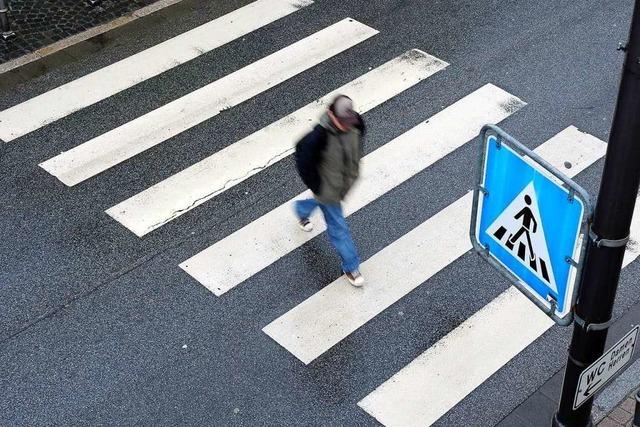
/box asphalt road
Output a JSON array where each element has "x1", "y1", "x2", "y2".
[{"x1": 0, "y1": 0, "x2": 638, "y2": 425}]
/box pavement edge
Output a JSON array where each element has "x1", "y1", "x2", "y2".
[
  {"x1": 0, "y1": 0, "x2": 186, "y2": 78},
  {"x1": 497, "y1": 298, "x2": 640, "y2": 426}
]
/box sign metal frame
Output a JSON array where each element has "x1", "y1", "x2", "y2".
[{"x1": 470, "y1": 125, "x2": 593, "y2": 326}]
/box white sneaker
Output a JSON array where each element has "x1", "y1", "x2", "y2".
[
  {"x1": 345, "y1": 270, "x2": 365, "y2": 287},
  {"x1": 298, "y1": 218, "x2": 313, "y2": 232}
]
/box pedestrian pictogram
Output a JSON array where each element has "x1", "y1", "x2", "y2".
[
  {"x1": 471, "y1": 125, "x2": 592, "y2": 325},
  {"x1": 487, "y1": 182, "x2": 557, "y2": 292}
]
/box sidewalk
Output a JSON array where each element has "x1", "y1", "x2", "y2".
[
  {"x1": 498, "y1": 298, "x2": 640, "y2": 426},
  {"x1": 0, "y1": 0, "x2": 171, "y2": 64},
  {"x1": 597, "y1": 388, "x2": 638, "y2": 427}
]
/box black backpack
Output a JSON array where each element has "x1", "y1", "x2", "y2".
[{"x1": 294, "y1": 125, "x2": 328, "y2": 194}]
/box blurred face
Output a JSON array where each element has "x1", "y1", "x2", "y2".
[{"x1": 328, "y1": 110, "x2": 351, "y2": 132}]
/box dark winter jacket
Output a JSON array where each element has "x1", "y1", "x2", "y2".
[{"x1": 295, "y1": 112, "x2": 364, "y2": 204}]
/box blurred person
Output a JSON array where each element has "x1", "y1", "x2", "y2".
[{"x1": 294, "y1": 95, "x2": 365, "y2": 287}]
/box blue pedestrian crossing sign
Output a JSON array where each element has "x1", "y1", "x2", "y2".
[{"x1": 471, "y1": 125, "x2": 592, "y2": 325}]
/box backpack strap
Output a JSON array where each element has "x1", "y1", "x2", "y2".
[
  {"x1": 354, "y1": 113, "x2": 366, "y2": 136},
  {"x1": 354, "y1": 114, "x2": 365, "y2": 155},
  {"x1": 307, "y1": 124, "x2": 327, "y2": 166}
]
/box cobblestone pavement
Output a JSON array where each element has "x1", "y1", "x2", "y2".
[
  {"x1": 598, "y1": 388, "x2": 639, "y2": 427},
  {"x1": 0, "y1": 0, "x2": 158, "y2": 63}
]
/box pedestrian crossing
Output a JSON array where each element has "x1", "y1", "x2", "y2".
[
  {"x1": 358, "y1": 193, "x2": 640, "y2": 427},
  {"x1": 356, "y1": 127, "x2": 608, "y2": 426},
  {"x1": 0, "y1": 0, "x2": 313, "y2": 142},
  {"x1": 106, "y1": 49, "x2": 449, "y2": 237},
  {"x1": 493, "y1": 223, "x2": 553, "y2": 283},
  {"x1": 263, "y1": 127, "x2": 606, "y2": 365},
  {"x1": 179, "y1": 83, "x2": 525, "y2": 295},
  {"x1": 39, "y1": 18, "x2": 377, "y2": 186},
  {"x1": 0, "y1": 0, "x2": 621, "y2": 424}
]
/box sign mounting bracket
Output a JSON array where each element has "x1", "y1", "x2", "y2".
[{"x1": 573, "y1": 314, "x2": 614, "y2": 333}]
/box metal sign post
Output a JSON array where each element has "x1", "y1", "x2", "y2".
[
  {"x1": 554, "y1": 0, "x2": 640, "y2": 424},
  {"x1": 0, "y1": 0, "x2": 15, "y2": 40},
  {"x1": 470, "y1": 125, "x2": 592, "y2": 325}
]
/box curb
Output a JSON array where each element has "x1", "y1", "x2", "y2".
[
  {"x1": 595, "y1": 387, "x2": 639, "y2": 426},
  {"x1": 593, "y1": 360, "x2": 640, "y2": 425},
  {"x1": 0, "y1": 0, "x2": 184, "y2": 75},
  {"x1": 497, "y1": 297, "x2": 640, "y2": 426}
]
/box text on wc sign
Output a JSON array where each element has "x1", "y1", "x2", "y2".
[{"x1": 574, "y1": 325, "x2": 639, "y2": 409}]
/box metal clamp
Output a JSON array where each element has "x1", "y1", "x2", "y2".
[
  {"x1": 546, "y1": 295, "x2": 558, "y2": 316},
  {"x1": 574, "y1": 313, "x2": 614, "y2": 332},
  {"x1": 567, "y1": 350, "x2": 590, "y2": 369},
  {"x1": 589, "y1": 229, "x2": 630, "y2": 248},
  {"x1": 477, "y1": 185, "x2": 489, "y2": 196},
  {"x1": 494, "y1": 135, "x2": 502, "y2": 149},
  {"x1": 565, "y1": 256, "x2": 579, "y2": 267}
]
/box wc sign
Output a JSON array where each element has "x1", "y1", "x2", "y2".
[
  {"x1": 574, "y1": 325, "x2": 639, "y2": 409},
  {"x1": 471, "y1": 125, "x2": 592, "y2": 325}
]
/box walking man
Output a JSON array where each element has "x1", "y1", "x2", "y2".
[
  {"x1": 506, "y1": 194, "x2": 538, "y2": 262},
  {"x1": 294, "y1": 95, "x2": 365, "y2": 287}
]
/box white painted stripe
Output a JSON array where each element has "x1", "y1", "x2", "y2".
[
  {"x1": 624, "y1": 202, "x2": 640, "y2": 266},
  {"x1": 263, "y1": 127, "x2": 607, "y2": 365},
  {"x1": 179, "y1": 84, "x2": 526, "y2": 296},
  {"x1": 0, "y1": 0, "x2": 313, "y2": 142},
  {"x1": 39, "y1": 18, "x2": 377, "y2": 186},
  {"x1": 359, "y1": 287, "x2": 554, "y2": 427},
  {"x1": 358, "y1": 229, "x2": 640, "y2": 427},
  {"x1": 107, "y1": 50, "x2": 449, "y2": 237},
  {"x1": 357, "y1": 130, "x2": 611, "y2": 427}
]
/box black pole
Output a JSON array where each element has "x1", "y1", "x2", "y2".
[
  {"x1": 0, "y1": 0, "x2": 15, "y2": 40},
  {"x1": 553, "y1": 1, "x2": 640, "y2": 426},
  {"x1": 634, "y1": 390, "x2": 640, "y2": 427}
]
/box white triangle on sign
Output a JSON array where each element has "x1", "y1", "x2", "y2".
[{"x1": 487, "y1": 182, "x2": 558, "y2": 293}]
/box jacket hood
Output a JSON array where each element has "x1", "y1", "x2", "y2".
[
  {"x1": 319, "y1": 112, "x2": 340, "y2": 134},
  {"x1": 319, "y1": 111, "x2": 364, "y2": 135}
]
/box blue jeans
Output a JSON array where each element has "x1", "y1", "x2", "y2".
[{"x1": 295, "y1": 198, "x2": 360, "y2": 273}]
